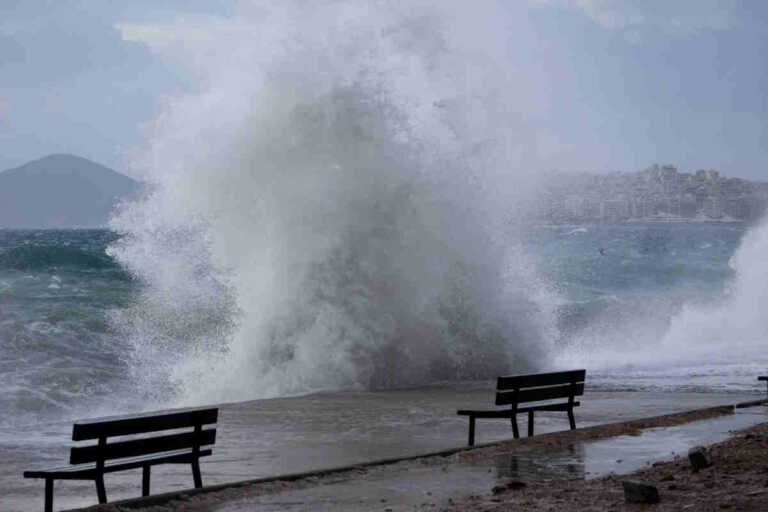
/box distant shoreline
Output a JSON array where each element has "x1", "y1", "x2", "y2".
[
  {"x1": 531, "y1": 222, "x2": 748, "y2": 231},
  {"x1": 1, "y1": 221, "x2": 750, "y2": 232}
]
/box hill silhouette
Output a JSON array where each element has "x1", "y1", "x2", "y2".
[{"x1": 0, "y1": 154, "x2": 141, "y2": 228}]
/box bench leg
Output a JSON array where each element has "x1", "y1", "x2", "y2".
[
  {"x1": 468, "y1": 416, "x2": 476, "y2": 446},
  {"x1": 568, "y1": 407, "x2": 576, "y2": 430},
  {"x1": 192, "y1": 459, "x2": 203, "y2": 489},
  {"x1": 95, "y1": 474, "x2": 107, "y2": 504},
  {"x1": 511, "y1": 415, "x2": 519, "y2": 439},
  {"x1": 44, "y1": 478, "x2": 53, "y2": 512},
  {"x1": 142, "y1": 465, "x2": 151, "y2": 497},
  {"x1": 528, "y1": 410, "x2": 534, "y2": 437}
]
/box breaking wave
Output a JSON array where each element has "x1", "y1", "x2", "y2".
[
  {"x1": 555, "y1": 218, "x2": 768, "y2": 389},
  {"x1": 108, "y1": 2, "x2": 558, "y2": 405},
  {"x1": 0, "y1": 245, "x2": 119, "y2": 271}
]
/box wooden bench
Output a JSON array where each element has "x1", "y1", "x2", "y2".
[
  {"x1": 759, "y1": 376, "x2": 768, "y2": 396},
  {"x1": 457, "y1": 369, "x2": 586, "y2": 446},
  {"x1": 23, "y1": 406, "x2": 218, "y2": 512}
]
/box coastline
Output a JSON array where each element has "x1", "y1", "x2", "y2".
[
  {"x1": 447, "y1": 412, "x2": 768, "y2": 511},
  {"x1": 10, "y1": 389, "x2": 764, "y2": 511},
  {"x1": 66, "y1": 401, "x2": 767, "y2": 511},
  {"x1": 534, "y1": 219, "x2": 747, "y2": 227}
]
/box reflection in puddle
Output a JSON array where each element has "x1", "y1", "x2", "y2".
[
  {"x1": 214, "y1": 408, "x2": 766, "y2": 511},
  {"x1": 493, "y1": 443, "x2": 585, "y2": 480},
  {"x1": 582, "y1": 407, "x2": 766, "y2": 478},
  {"x1": 487, "y1": 407, "x2": 767, "y2": 484}
]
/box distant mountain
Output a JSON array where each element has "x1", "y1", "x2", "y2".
[{"x1": 0, "y1": 154, "x2": 142, "y2": 229}]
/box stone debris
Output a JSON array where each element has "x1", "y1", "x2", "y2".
[
  {"x1": 441, "y1": 423, "x2": 768, "y2": 511},
  {"x1": 621, "y1": 480, "x2": 660, "y2": 504},
  {"x1": 492, "y1": 481, "x2": 527, "y2": 495},
  {"x1": 688, "y1": 445, "x2": 711, "y2": 472}
]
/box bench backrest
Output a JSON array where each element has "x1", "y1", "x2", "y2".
[
  {"x1": 69, "y1": 406, "x2": 218, "y2": 465},
  {"x1": 495, "y1": 369, "x2": 586, "y2": 407}
]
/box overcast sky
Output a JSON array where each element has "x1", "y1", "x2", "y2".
[{"x1": 1, "y1": 0, "x2": 767, "y2": 180}]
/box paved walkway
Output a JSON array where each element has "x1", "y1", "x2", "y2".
[{"x1": 70, "y1": 403, "x2": 767, "y2": 511}]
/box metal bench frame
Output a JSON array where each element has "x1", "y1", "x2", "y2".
[
  {"x1": 24, "y1": 406, "x2": 218, "y2": 512},
  {"x1": 457, "y1": 369, "x2": 586, "y2": 446}
]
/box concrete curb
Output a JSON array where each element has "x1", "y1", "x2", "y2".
[
  {"x1": 64, "y1": 402, "x2": 751, "y2": 511},
  {"x1": 734, "y1": 398, "x2": 768, "y2": 409}
]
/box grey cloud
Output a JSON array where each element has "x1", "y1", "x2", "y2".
[
  {"x1": 0, "y1": 21, "x2": 159, "y2": 87},
  {"x1": 535, "y1": 0, "x2": 742, "y2": 39}
]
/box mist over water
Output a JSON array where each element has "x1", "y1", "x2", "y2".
[
  {"x1": 103, "y1": 1, "x2": 767, "y2": 408},
  {"x1": 108, "y1": 2, "x2": 557, "y2": 405},
  {"x1": 6, "y1": 10, "x2": 768, "y2": 509},
  {"x1": 554, "y1": 220, "x2": 768, "y2": 390},
  {"x1": 659, "y1": 220, "x2": 768, "y2": 367}
]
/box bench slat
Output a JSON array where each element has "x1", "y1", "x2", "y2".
[
  {"x1": 26, "y1": 448, "x2": 212, "y2": 480},
  {"x1": 70, "y1": 428, "x2": 216, "y2": 464},
  {"x1": 458, "y1": 401, "x2": 580, "y2": 417},
  {"x1": 457, "y1": 370, "x2": 585, "y2": 446},
  {"x1": 497, "y1": 369, "x2": 585, "y2": 390},
  {"x1": 72, "y1": 407, "x2": 218, "y2": 441},
  {"x1": 495, "y1": 382, "x2": 584, "y2": 405},
  {"x1": 515, "y1": 401, "x2": 579, "y2": 413}
]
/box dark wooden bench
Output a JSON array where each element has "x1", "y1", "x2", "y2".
[
  {"x1": 759, "y1": 376, "x2": 767, "y2": 396},
  {"x1": 23, "y1": 406, "x2": 218, "y2": 512},
  {"x1": 457, "y1": 369, "x2": 586, "y2": 446}
]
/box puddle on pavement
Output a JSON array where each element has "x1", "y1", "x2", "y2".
[
  {"x1": 212, "y1": 406, "x2": 767, "y2": 511},
  {"x1": 490, "y1": 406, "x2": 767, "y2": 481}
]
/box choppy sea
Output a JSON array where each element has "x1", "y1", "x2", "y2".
[
  {"x1": 1, "y1": 224, "x2": 766, "y2": 510},
  {"x1": 2, "y1": 224, "x2": 766, "y2": 426}
]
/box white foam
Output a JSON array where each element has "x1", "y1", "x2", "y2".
[
  {"x1": 556, "y1": 217, "x2": 768, "y2": 381},
  {"x1": 109, "y1": 2, "x2": 559, "y2": 406}
]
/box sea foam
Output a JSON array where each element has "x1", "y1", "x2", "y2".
[
  {"x1": 108, "y1": 1, "x2": 558, "y2": 405},
  {"x1": 555, "y1": 218, "x2": 768, "y2": 386}
]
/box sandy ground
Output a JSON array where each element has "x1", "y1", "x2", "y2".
[{"x1": 67, "y1": 405, "x2": 768, "y2": 511}]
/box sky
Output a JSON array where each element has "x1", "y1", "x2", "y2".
[{"x1": 0, "y1": 0, "x2": 767, "y2": 180}]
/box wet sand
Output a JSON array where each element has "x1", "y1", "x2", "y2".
[{"x1": 65, "y1": 403, "x2": 768, "y2": 511}]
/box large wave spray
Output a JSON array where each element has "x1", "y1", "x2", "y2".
[
  {"x1": 662, "y1": 220, "x2": 768, "y2": 361},
  {"x1": 109, "y1": 2, "x2": 557, "y2": 405},
  {"x1": 555, "y1": 219, "x2": 768, "y2": 387}
]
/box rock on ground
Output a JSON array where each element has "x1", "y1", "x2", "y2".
[{"x1": 445, "y1": 421, "x2": 768, "y2": 511}]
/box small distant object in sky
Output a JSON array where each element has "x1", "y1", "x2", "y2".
[{"x1": 599, "y1": 247, "x2": 606, "y2": 256}]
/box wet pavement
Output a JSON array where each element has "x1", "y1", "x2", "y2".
[
  {"x1": 208, "y1": 406, "x2": 768, "y2": 511},
  {"x1": 9, "y1": 388, "x2": 764, "y2": 511}
]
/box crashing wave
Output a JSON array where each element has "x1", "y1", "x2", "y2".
[{"x1": 108, "y1": 1, "x2": 558, "y2": 405}]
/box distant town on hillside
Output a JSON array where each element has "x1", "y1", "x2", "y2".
[{"x1": 540, "y1": 165, "x2": 768, "y2": 224}]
